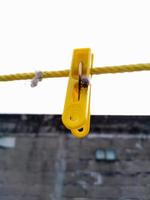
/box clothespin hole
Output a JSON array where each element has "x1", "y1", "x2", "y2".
[{"x1": 78, "y1": 127, "x2": 84, "y2": 132}]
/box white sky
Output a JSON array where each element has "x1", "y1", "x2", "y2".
[{"x1": 0, "y1": 0, "x2": 150, "y2": 115}]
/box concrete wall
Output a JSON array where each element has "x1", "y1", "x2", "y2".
[{"x1": 0, "y1": 115, "x2": 150, "y2": 200}]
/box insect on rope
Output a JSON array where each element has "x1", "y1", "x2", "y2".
[{"x1": 1, "y1": 48, "x2": 150, "y2": 138}]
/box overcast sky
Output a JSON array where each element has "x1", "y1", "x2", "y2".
[{"x1": 0, "y1": 0, "x2": 150, "y2": 115}]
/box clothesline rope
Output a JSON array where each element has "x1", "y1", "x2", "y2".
[{"x1": 0, "y1": 63, "x2": 150, "y2": 82}]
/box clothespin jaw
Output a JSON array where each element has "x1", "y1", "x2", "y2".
[{"x1": 62, "y1": 48, "x2": 93, "y2": 138}]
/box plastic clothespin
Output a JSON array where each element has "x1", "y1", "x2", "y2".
[{"x1": 62, "y1": 48, "x2": 93, "y2": 138}]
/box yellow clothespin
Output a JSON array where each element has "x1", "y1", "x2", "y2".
[{"x1": 62, "y1": 48, "x2": 93, "y2": 138}]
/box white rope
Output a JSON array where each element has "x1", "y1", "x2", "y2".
[{"x1": 31, "y1": 71, "x2": 43, "y2": 87}]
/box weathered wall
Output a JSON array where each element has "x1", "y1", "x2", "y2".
[
  {"x1": 1, "y1": 114, "x2": 150, "y2": 134},
  {"x1": 0, "y1": 115, "x2": 150, "y2": 200}
]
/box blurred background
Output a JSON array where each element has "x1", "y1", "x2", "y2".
[{"x1": 0, "y1": 114, "x2": 150, "y2": 200}]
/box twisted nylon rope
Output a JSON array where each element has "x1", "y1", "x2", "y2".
[{"x1": 0, "y1": 63, "x2": 150, "y2": 81}]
